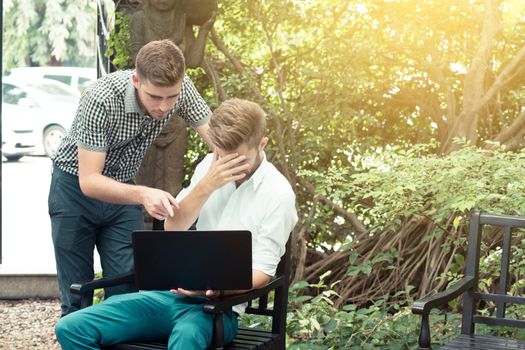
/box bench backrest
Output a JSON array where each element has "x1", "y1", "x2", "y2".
[{"x1": 461, "y1": 211, "x2": 525, "y2": 335}]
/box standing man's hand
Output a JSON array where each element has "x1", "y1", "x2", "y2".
[{"x1": 140, "y1": 187, "x2": 179, "y2": 220}]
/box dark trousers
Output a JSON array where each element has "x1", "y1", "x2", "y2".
[{"x1": 48, "y1": 167, "x2": 143, "y2": 316}]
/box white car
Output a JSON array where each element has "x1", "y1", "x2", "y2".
[
  {"x1": 2, "y1": 76, "x2": 79, "y2": 159},
  {"x1": 2, "y1": 127, "x2": 37, "y2": 161},
  {"x1": 7, "y1": 66, "x2": 97, "y2": 93}
]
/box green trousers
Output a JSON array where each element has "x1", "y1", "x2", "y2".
[{"x1": 55, "y1": 291, "x2": 238, "y2": 350}]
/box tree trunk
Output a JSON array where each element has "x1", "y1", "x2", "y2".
[{"x1": 442, "y1": 0, "x2": 500, "y2": 153}]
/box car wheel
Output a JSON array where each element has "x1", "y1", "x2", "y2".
[
  {"x1": 4, "y1": 155, "x2": 23, "y2": 162},
  {"x1": 43, "y1": 125, "x2": 66, "y2": 157}
]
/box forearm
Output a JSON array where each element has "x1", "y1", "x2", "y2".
[
  {"x1": 165, "y1": 181, "x2": 212, "y2": 230},
  {"x1": 194, "y1": 123, "x2": 213, "y2": 150},
  {"x1": 79, "y1": 173, "x2": 146, "y2": 205},
  {"x1": 222, "y1": 270, "x2": 271, "y2": 297}
]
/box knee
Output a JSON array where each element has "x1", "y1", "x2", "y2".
[
  {"x1": 55, "y1": 315, "x2": 76, "y2": 346},
  {"x1": 169, "y1": 323, "x2": 211, "y2": 350},
  {"x1": 55, "y1": 312, "x2": 96, "y2": 348}
]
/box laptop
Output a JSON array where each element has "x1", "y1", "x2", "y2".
[{"x1": 132, "y1": 230, "x2": 252, "y2": 291}]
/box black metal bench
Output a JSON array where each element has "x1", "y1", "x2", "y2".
[
  {"x1": 412, "y1": 211, "x2": 525, "y2": 349},
  {"x1": 70, "y1": 240, "x2": 291, "y2": 350}
]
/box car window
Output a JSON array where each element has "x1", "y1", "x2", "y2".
[
  {"x1": 27, "y1": 81, "x2": 77, "y2": 97},
  {"x1": 78, "y1": 77, "x2": 93, "y2": 91},
  {"x1": 2, "y1": 83, "x2": 29, "y2": 105},
  {"x1": 44, "y1": 74, "x2": 72, "y2": 86}
]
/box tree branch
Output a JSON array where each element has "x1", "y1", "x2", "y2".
[
  {"x1": 300, "y1": 178, "x2": 367, "y2": 236},
  {"x1": 442, "y1": 0, "x2": 500, "y2": 152},
  {"x1": 474, "y1": 43, "x2": 525, "y2": 114},
  {"x1": 202, "y1": 57, "x2": 227, "y2": 102},
  {"x1": 490, "y1": 109, "x2": 525, "y2": 145},
  {"x1": 209, "y1": 27, "x2": 265, "y2": 102}
]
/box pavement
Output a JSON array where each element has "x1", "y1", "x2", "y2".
[{"x1": 0, "y1": 156, "x2": 101, "y2": 298}]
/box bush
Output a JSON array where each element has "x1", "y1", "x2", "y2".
[
  {"x1": 297, "y1": 145, "x2": 525, "y2": 306},
  {"x1": 237, "y1": 274, "x2": 462, "y2": 349}
]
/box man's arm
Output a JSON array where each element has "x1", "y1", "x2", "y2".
[
  {"x1": 78, "y1": 147, "x2": 178, "y2": 220},
  {"x1": 164, "y1": 151, "x2": 249, "y2": 230},
  {"x1": 222, "y1": 269, "x2": 271, "y2": 296},
  {"x1": 178, "y1": 75, "x2": 213, "y2": 148},
  {"x1": 194, "y1": 122, "x2": 213, "y2": 150}
]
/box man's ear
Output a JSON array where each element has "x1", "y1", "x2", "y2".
[
  {"x1": 259, "y1": 137, "x2": 269, "y2": 151},
  {"x1": 132, "y1": 73, "x2": 140, "y2": 89}
]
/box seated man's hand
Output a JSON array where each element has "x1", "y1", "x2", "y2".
[
  {"x1": 201, "y1": 151, "x2": 249, "y2": 192},
  {"x1": 170, "y1": 288, "x2": 221, "y2": 299}
]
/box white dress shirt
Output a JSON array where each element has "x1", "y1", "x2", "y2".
[{"x1": 176, "y1": 153, "x2": 298, "y2": 314}]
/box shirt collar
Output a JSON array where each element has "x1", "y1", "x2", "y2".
[{"x1": 124, "y1": 76, "x2": 144, "y2": 116}]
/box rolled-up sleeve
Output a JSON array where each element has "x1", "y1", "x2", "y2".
[
  {"x1": 252, "y1": 192, "x2": 298, "y2": 277},
  {"x1": 76, "y1": 91, "x2": 109, "y2": 152},
  {"x1": 177, "y1": 75, "x2": 211, "y2": 127}
]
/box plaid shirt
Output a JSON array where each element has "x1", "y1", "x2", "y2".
[{"x1": 52, "y1": 70, "x2": 211, "y2": 182}]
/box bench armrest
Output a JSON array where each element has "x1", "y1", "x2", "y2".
[
  {"x1": 70, "y1": 270, "x2": 135, "y2": 296},
  {"x1": 412, "y1": 276, "x2": 476, "y2": 349},
  {"x1": 69, "y1": 271, "x2": 135, "y2": 309},
  {"x1": 202, "y1": 275, "x2": 285, "y2": 313},
  {"x1": 412, "y1": 276, "x2": 476, "y2": 315},
  {"x1": 202, "y1": 275, "x2": 286, "y2": 349}
]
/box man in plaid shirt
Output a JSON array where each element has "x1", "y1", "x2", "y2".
[{"x1": 49, "y1": 40, "x2": 212, "y2": 316}]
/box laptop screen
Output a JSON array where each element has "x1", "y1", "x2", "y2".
[{"x1": 132, "y1": 230, "x2": 252, "y2": 291}]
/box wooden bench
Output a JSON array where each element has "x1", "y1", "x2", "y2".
[
  {"x1": 71, "y1": 240, "x2": 291, "y2": 350},
  {"x1": 412, "y1": 211, "x2": 525, "y2": 349}
]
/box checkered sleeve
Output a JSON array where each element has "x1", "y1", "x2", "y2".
[
  {"x1": 177, "y1": 75, "x2": 212, "y2": 127},
  {"x1": 75, "y1": 88, "x2": 110, "y2": 152}
]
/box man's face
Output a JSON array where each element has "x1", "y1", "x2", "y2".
[
  {"x1": 133, "y1": 74, "x2": 182, "y2": 121},
  {"x1": 216, "y1": 138, "x2": 268, "y2": 180}
]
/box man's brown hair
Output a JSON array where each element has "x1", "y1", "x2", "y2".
[
  {"x1": 135, "y1": 39, "x2": 185, "y2": 86},
  {"x1": 208, "y1": 98, "x2": 266, "y2": 151}
]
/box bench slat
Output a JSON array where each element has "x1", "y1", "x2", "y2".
[
  {"x1": 440, "y1": 335, "x2": 525, "y2": 350},
  {"x1": 473, "y1": 316, "x2": 525, "y2": 329}
]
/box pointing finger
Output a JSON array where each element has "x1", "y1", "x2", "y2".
[
  {"x1": 167, "y1": 194, "x2": 179, "y2": 211},
  {"x1": 161, "y1": 196, "x2": 174, "y2": 217}
]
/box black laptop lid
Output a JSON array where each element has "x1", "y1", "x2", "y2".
[{"x1": 132, "y1": 230, "x2": 252, "y2": 291}]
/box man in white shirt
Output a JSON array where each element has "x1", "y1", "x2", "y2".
[{"x1": 55, "y1": 98, "x2": 298, "y2": 350}]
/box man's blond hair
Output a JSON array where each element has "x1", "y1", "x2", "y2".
[
  {"x1": 208, "y1": 99, "x2": 266, "y2": 151},
  {"x1": 135, "y1": 39, "x2": 185, "y2": 86}
]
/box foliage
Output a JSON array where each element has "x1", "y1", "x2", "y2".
[
  {"x1": 349, "y1": 144, "x2": 525, "y2": 226},
  {"x1": 211, "y1": 0, "x2": 525, "y2": 159},
  {"x1": 240, "y1": 272, "x2": 525, "y2": 347},
  {"x1": 302, "y1": 144, "x2": 525, "y2": 244},
  {"x1": 105, "y1": 11, "x2": 133, "y2": 70},
  {"x1": 240, "y1": 275, "x2": 462, "y2": 349},
  {"x1": 295, "y1": 145, "x2": 525, "y2": 310},
  {"x1": 2, "y1": 0, "x2": 97, "y2": 71},
  {"x1": 285, "y1": 278, "x2": 422, "y2": 349}
]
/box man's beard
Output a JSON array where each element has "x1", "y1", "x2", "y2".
[{"x1": 237, "y1": 152, "x2": 263, "y2": 185}]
